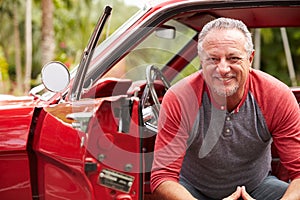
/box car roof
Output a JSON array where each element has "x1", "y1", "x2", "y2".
[{"x1": 144, "y1": 0, "x2": 300, "y2": 30}]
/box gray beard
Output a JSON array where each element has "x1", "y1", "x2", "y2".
[{"x1": 212, "y1": 84, "x2": 239, "y2": 97}]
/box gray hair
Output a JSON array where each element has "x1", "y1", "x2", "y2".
[{"x1": 198, "y1": 17, "x2": 254, "y2": 56}]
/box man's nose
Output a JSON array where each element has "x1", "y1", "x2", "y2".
[{"x1": 216, "y1": 58, "x2": 230, "y2": 74}]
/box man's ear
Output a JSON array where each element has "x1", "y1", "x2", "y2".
[{"x1": 249, "y1": 50, "x2": 255, "y2": 64}]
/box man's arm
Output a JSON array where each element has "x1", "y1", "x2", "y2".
[
  {"x1": 153, "y1": 181, "x2": 197, "y2": 200},
  {"x1": 281, "y1": 178, "x2": 300, "y2": 200}
]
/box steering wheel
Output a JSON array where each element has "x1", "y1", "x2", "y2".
[{"x1": 142, "y1": 65, "x2": 171, "y2": 122}]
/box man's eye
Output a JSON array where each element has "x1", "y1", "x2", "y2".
[
  {"x1": 228, "y1": 57, "x2": 242, "y2": 63},
  {"x1": 207, "y1": 57, "x2": 219, "y2": 63}
]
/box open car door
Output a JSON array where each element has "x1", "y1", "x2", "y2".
[
  {"x1": 32, "y1": 6, "x2": 144, "y2": 200},
  {"x1": 34, "y1": 94, "x2": 144, "y2": 200}
]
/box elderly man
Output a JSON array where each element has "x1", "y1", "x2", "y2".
[{"x1": 150, "y1": 18, "x2": 300, "y2": 200}]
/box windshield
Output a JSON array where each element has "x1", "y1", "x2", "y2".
[
  {"x1": 69, "y1": 7, "x2": 149, "y2": 100},
  {"x1": 102, "y1": 20, "x2": 199, "y2": 83}
]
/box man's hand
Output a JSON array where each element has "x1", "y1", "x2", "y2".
[{"x1": 223, "y1": 186, "x2": 255, "y2": 200}]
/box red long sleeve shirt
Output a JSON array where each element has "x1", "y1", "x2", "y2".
[{"x1": 151, "y1": 69, "x2": 300, "y2": 197}]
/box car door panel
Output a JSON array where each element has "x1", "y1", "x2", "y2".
[
  {"x1": 34, "y1": 96, "x2": 143, "y2": 200},
  {"x1": 85, "y1": 96, "x2": 143, "y2": 200}
]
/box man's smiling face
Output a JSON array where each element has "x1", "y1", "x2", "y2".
[{"x1": 200, "y1": 28, "x2": 254, "y2": 99}]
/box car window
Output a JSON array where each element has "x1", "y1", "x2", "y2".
[
  {"x1": 81, "y1": 19, "x2": 299, "y2": 101},
  {"x1": 103, "y1": 20, "x2": 198, "y2": 83}
]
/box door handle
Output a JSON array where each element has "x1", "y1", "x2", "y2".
[{"x1": 66, "y1": 112, "x2": 93, "y2": 133}]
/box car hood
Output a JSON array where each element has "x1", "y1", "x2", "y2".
[{"x1": 0, "y1": 95, "x2": 37, "y2": 152}]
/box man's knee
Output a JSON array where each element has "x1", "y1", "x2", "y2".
[{"x1": 250, "y1": 175, "x2": 289, "y2": 200}]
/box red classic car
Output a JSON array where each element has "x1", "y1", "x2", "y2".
[{"x1": 1, "y1": 0, "x2": 299, "y2": 200}]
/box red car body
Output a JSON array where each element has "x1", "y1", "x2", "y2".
[{"x1": 0, "y1": 1, "x2": 300, "y2": 200}]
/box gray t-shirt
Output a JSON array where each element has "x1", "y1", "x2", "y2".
[{"x1": 180, "y1": 92, "x2": 272, "y2": 199}]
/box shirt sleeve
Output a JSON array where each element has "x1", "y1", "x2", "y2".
[
  {"x1": 150, "y1": 73, "x2": 203, "y2": 192},
  {"x1": 271, "y1": 89, "x2": 300, "y2": 180},
  {"x1": 150, "y1": 89, "x2": 188, "y2": 192},
  {"x1": 250, "y1": 70, "x2": 300, "y2": 180}
]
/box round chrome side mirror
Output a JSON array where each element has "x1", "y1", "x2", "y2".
[{"x1": 41, "y1": 61, "x2": 70, "y2": 93}]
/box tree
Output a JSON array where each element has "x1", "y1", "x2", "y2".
[
  {"x1": 13, "y1": 1, "x2": 23, "y2": 94},
  {"x1": 24, "y1": 0, "x2": 32, "y2": 93},
  {"x1": 41, "y1": 0, "x2": 54, "y2": 66}
]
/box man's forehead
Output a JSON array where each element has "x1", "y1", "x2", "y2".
[
  {"x1": 202, "y1": 29, "x2": 247, "y2": 49},
  {"x1": 204, "y1": 28, "x2": 246, "y2": 41}
]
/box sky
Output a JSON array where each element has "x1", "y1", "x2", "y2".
[{"x1": 123, "y1": 0, "x2": 146, "y2": 8}]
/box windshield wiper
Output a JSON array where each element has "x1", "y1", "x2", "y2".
[{"x1": 70, "y1": 6, "x2": 112, "y2": 101}]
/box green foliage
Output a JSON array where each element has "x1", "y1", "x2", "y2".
[
  {"x1": 289, "y1": 28, "x2": 300, "y2": 79},
  {"x1": 0, "y1": 46, "x2": 11, "y2": 93},
  {"x1": 0, "y1": 47, "x2": 9, "y2": 80},
  {"x1": 0, "y1": 0, "x2": 139, "y2": 94},
  {"x1": 52, "y1": 0, "x2": 139, "y2": 69},
  {"x1": 260, "y1": 28, "x2": 300, "y2": 86}
]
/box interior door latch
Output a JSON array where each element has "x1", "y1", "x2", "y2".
[{"x1": 66, "y1": 112, "x2": 93, "y2": 133}]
